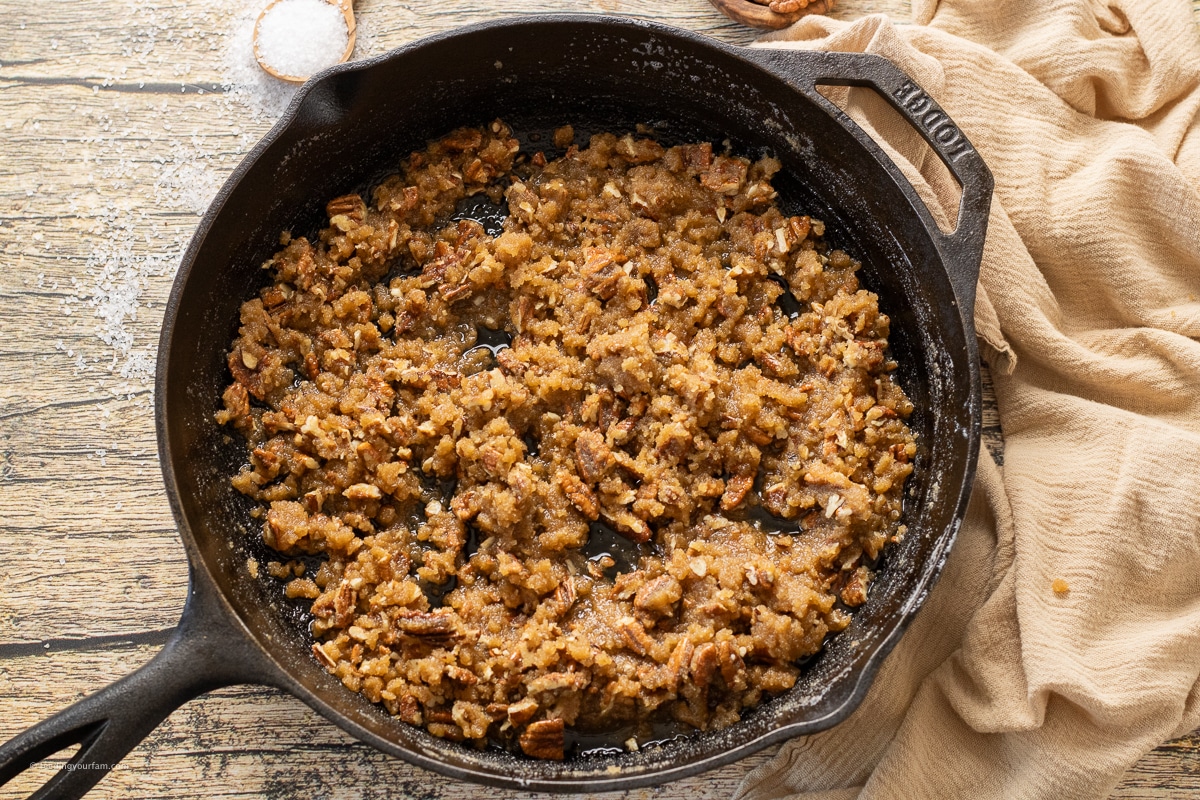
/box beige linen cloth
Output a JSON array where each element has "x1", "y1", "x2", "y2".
[{"x1": 735, "y1": 1, "x2": 1200, "y2": 798}]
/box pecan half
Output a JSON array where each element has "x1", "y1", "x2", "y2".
[
  {"x1": 394, "y1": 609, "x2": 460, "y2": 646},
  {"x1": 326, "y1": 193, "x2": 365, "y2": 223},
  {"x1": 519, "y1": 718, "x2": 565, "y2": 760}
]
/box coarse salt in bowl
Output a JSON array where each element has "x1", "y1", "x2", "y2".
[{"x1": 256, "y1": 0, "x2": 349, "y2": 80}]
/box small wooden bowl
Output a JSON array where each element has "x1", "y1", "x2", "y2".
[
  {"x1": 254, "y1": 0, "x2": 357, "y2": 83},
  {"x1": 708, "y1": 0, "x2": 834, "y2": 30}
]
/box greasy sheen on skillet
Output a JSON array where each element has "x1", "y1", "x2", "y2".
[{"x1": 216, "y1": 120, "x2": 916, "y2": 760}]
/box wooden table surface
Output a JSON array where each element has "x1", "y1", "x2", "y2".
[{"x1": 3, "y1": 1, "x2": 1199, "y2": 798}]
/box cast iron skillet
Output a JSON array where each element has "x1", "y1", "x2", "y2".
[{"x1": 0, "y1": 14, "x2": 991, "y2": 798}]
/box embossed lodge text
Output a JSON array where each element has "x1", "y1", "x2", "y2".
[{"x1": 892, "y1": 80, "x2": 973, "y2": 162}]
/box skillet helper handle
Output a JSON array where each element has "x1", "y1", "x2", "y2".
[
  {"x1": 745, "y1": 48, "x2": 994, "y2": 324},
  {"x1": 0, "y1": 572, "x2": 278, "y2": 800}
]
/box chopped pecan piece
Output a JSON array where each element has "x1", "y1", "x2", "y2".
[
  {"x1": 790, "y1": 214, "x2": 812, "y2": 241},
  {"x1": 580, "y1": 247, "x2": 623, "y2": 299},
  {"x1": 665, "y1": 638, "x2": 695, "y2": 691},
  {"x1": 507, "y1": 697, "x2": 539, "y2": 725},
  {"x1": 611, "y1": 510, "x2": 652, "y2": 543},
  {"x1": 303, "y1": 489, "x2": 325, "y2": 514},
  {"x1": 463, "y1": 157, "x2": 494, "y2": 184},
  {"x1": 311, "y1": 642, "x2": 336, "y2": 669},
  {"x1": 717, "y1": 640, "x2": 746, "y2": 690},
  {"x1": 326, "y1": 193, "x2": 365, "y2": 222},
  {"x1": 387, "y1": 185, "x2": 420, "y2": 215},
  {"x1": 574, "y1": 429, "x2": 614, "y2": 483},
  {"x1": 261, "y1": 285, "x2": 289, "y2": 308},
  {"x1": 677, "y1": 142, "x2": 713, "y2": 174},
  {"x1": 332, "y1": 581, "x2": 357, "y2": 627},
  {"x1": 700, "y1": 156, "x2": 748, "y2": 195},
  {"x1": 512, "y1": 295, "x2": 535, "y2": 333},
  {"x1": 445, "y1": 665, "x2": 478, "y2": 685},
  {"x1": 429, "y1": 368, "x2": 461, "y2": 390},
  {"x1": 441, "y1": 127, "x2": 484, "y2": 152},
  {"x1": 550, "y1": 578, "x2": 577, "y2": 617},
  {"x1": 439, "y1": 283, "x2": 471, "y2": 303},
  {"x1": 526, "y1": 671, "x2": 587, "y2": 694},
  {"x1": 221, "y1": 381, "x2": 250, "y2": 421},
  {"x1": 841, "y1": 565, "x2": 872, "y2": 607},
  {"x1": 560, "y1": 472, "x2": 600, "y2": 520},
  {"x1": 426, "y1": 707, "x2": 455, "y2": 725},
  {"x1": 495, "y1": 347, "x2": 526, "y2": 377},
  {"x1": 616, "y1": 616, "x2": 655, "y2": 656},
  {"x1": 420, "y1": 241, "x2": 461, "y2": 286},
  {"x1": 690, "y1": 642, "x2": 720, "y2": 687},
  {"x1": 634, "y1": 575, "x2": 682, "y2": 617},
  {"x1": 396, "y1": 694, "x2": 423, "y2": 725},
  {"x1": 720, "y1": 472, "x2": 754, "y2": 511},
  {"x1": 744, "y1": 424, "x2": 774, "y2": 446},
  {"x1": 519, "y1": 718, "x2": 565, "y2": 760},
  {"x1": 343, "y1": 483, "x2": 382, "y2": 501}
]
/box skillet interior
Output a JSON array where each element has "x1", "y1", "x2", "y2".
[{"x1": 160, "y1": 15, "x2": 979, "y2": 790}]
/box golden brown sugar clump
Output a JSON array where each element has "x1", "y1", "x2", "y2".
[{"x1": 216, "y1": 121, "x2": 916, "y2": 759}]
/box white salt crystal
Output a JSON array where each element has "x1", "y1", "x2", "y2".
[{"x1": 256, "y1": 0, "x2": 348, "y2": 79}]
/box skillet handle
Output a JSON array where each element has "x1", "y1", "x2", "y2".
[
  {"x1": 0, "y1": 569, "x2": 281, "y2": 800},
  {"x1": 743, "y1": 48, "x2": 993, "y2": 325}
]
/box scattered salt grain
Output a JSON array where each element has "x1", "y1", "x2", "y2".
[{"x1": 255, "y1": 0, "x2": 348, "y2": 79}]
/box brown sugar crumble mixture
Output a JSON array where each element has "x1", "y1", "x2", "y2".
[{"x1": 217, "y1": 121, "x2": 916, "y2": 759}]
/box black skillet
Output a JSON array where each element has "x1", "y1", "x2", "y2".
[{"x1": 0, "y1": 14, "x2": 991, "y2": 798}]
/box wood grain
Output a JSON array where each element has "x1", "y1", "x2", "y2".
[{"x1": 0, "y1": 1, "x2": 1196, "y2": 798}]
